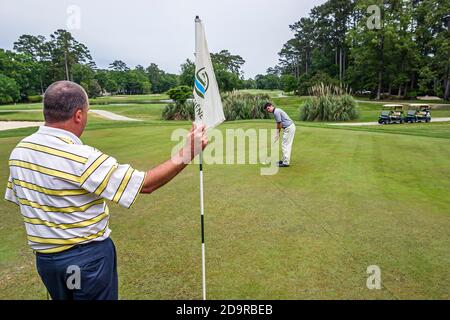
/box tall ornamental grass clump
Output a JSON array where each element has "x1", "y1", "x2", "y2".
[
  {"x1": 300, "y1": 83, "x2": 358, "y2": 121},
  {"x1": 162, "y1": 91, "x2": 271, "y2": 121},
  {"x1": 162, "y1": 101, "x2": 195, "y2": 121},
  {"x1": 221, "y1": 91, "x2": 271, "y2": 121}
]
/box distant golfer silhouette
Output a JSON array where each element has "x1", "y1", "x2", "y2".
[{"x1": 264, "y1": 102, "x2": 296, "y2": 167}]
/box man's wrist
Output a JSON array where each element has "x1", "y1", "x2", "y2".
[
  {"x1": 181, "y1": 146, "x2": 196, "y2": 163},
  {"x1": 171, "y1": 147, "x2": 190, "y2": 166}
]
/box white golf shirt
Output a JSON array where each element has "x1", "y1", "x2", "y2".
[{"x1": 5, "y1": 126, "x2": 146, "y2": 254}]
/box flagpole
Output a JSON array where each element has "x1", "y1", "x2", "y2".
[
  {"x1": 195, "y1": 14, "x2": 207, "y2": 301},
  {"x1": 199, "y1": 150, "x2": 206, "y2": 300},
  {"x1": 194, "y1": 14, "x2": 224, "y2": 300}
]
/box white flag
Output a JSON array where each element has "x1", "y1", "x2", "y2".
[{"x1": 194, "y1": 16, "x2": 225, "y2": 130}]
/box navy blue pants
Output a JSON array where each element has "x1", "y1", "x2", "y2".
[{"x1": 36, "y1": 238, "x2": 118, "y2": 300}]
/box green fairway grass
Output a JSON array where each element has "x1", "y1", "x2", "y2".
[
  {"x1": 272, "y1": 95, "x2": 308, "y2": 118},
  {"x1": 321, "y1": 122, "x2": 450, "y2": 139},
  {"x1": 238, "y1": 89, "x2": 284, "y2": 98},
  {"x1": 90, "y1": 93, "x2": 170, "y2": 105},
  {"x1": 0, "y1": 118, "x2": 449, "y2": 299},
  {"x1": 0, "y1": 103, "x2": 43, "y2": 111},
  {"x1": 2, "y1": 92, "x2": 449, "y2": 123},
  {"x1": 0, "y1": 111, "x2": 43, "y2": 121},
  {"x1": 90, "y1": 103, "x2": 166, "y2": 121},
  {"x1": 0, "y1": 110, "x2": 114, "y2": 123},
  {"x1": 0, "y1": 106, "x2": 164, "y2": 123}
]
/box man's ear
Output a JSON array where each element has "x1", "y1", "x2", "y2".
[{"x1": 73, "y1": 108, "x2": 83, "y2": 123}]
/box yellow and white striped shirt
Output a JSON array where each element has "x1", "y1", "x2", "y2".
[{"x1": 4, "y1": 126, "x2": 146, "y2": 254}]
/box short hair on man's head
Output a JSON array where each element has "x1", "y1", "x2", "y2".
[
  {"x1": 43, "y1": 81, "x2": 88, "y2": 123},
  {"x1": 263, "y1": 102, "x2": 273, "y2": 110}
]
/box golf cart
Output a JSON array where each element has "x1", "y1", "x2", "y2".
[
  {"x1": 404, "y1": 104, "x2": 431, "y2": 123},
  {"x1": 378, "y1": 104, "x2": 404, "y2": 124}
]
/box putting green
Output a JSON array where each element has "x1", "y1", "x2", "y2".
[{"x1": 0, "y1": 120, "x2": 449, "y2": 299}]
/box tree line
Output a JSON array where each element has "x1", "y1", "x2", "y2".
[
  {"x1": 0, "y1": 30, "x2": 254, "y2": 104},
  {"x1": 260, "y1": 0, "x2": 450, "y2": 100},
  {"x1": 3, "y1": 1, "x2": 447, "y2": 104}
]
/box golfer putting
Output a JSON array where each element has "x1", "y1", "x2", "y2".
[
  {"x1": 4, "y1": 81, "x2": 208, "y2": 300},
  {"x1": 264, "y1": 102, "x2": 296, "y2": 167}
]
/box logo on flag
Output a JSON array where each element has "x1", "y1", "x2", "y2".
[
  {"x1": 193, "y1": 17, "x2": 225, "y2": 130},
  {"x1": 195, "y1": 67, "x2": 209, "y2": 99}
]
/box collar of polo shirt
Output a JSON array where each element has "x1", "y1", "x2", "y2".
[{"x1": 37, "y1": 126, "x2": 83, "y2": 145}]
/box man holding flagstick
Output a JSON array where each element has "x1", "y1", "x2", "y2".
[
  {"x1": 193, "y1": 16, "x2": 226, "y2": 300},
  {"x1": 4, "y1": 79, "x2": 207, "y2": 300}
]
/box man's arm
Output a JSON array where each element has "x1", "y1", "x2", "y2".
[
  {"x1": 273, "y1": 109, "x2": 282, "y2": 141},
  {"x1": 140, "y1": 123, "x2": 207, "y2": 194},
  {"x1": 275, "y1": 122, "x2": 282, "y2": 141}
]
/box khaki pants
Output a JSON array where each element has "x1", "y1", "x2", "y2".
[{"x1": 281, "y1": 124, "x2": 296, "y2": 165}]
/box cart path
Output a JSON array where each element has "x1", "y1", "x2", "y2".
[
  {"x1": 328, "y1": 117, "x2": 450, "y2": 126},
  {"x1": 0, "y1": 109, "x2": 141, "y2": 122},
  {"x1": 0, "y1": 109, "x2": 141, "y2": 132},
  {"x1": 0, "y1": 121, "x2": 44, "y2": 131},
  {"x1": 88, "y1": 109, "x2": 142, "y2": 121}
]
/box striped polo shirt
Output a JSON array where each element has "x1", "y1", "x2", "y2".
[{"x1": 4, "y1": 126, "x2": 146, "y2": 254}]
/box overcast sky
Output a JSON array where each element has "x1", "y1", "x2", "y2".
[{"x1": 0, "y1": 0, "x2": 325, "y2": 78}]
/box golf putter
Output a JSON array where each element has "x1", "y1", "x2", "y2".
[{"x1": 262, "y1": 137, "x2": 279, "y2": 165}]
